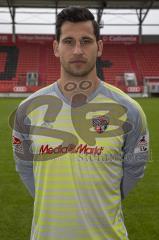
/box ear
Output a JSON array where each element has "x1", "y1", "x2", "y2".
[
  {"x1": 53, "y1": 40, "x2": 60, "y2": 57},
  {"x1": 97, "y1": 40, "x2": 103, "y2": 57}
]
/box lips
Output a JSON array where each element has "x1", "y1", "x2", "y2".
[
  {"x1": 69, "y1": 59, "x2": 86, "y2": 63},
  {"x1": 71, "y1": 61, "x2": 85, "y2": 63}
]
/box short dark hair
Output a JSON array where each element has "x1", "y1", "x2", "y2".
[{"x1": 55, "y1": 6, "x2": 100, "y2": 42}]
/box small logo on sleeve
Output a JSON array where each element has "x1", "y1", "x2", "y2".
[
  {"x1": 13, "y1": 136, "x2": 22, "y2": 145},
  {"x1": 12, "y1": 136, "x2": 23, "y2": 153},
  {"x1": 135, "y1": 134, "x2": 148, "y2": 153}
]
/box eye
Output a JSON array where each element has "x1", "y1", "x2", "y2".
[
  {"x1": 80, "y1": 38, "x2": 93, "y2": 45},
  {"x1": 63, "y1": 39, "x2": 73, "y2": 45}
]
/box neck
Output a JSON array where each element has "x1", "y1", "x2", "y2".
[{"x1": 57, "y1": 72, "x2": 100, "y2": 105}]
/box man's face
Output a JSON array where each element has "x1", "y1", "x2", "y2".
[{"x1": 53, "y1": 21, "x2": 103, "y2": 78}]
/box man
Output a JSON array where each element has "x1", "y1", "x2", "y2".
[{"x1": 12, "y1": 6, "x2": 149, "y2": 240}]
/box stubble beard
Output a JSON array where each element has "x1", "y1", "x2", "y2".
[{"x1": 61, "y1": 61, "x2": 96, "y2": 78}]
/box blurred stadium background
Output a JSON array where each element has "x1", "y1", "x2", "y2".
[{"x1": 0, "y1": 0, "x2": 159, "y2": 239}]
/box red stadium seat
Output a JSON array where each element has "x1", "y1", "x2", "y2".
[{"x1": 1, "y1": 35, "x2": 159, "y2": 93}]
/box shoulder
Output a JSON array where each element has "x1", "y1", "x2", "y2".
[
  {"x1": 100, "y1": 82, "x2": 147, "y2": 126},
  {"x1": 15, "y1": 82, "x2": 58, "y2": 123},
  {"x1": 25, "y1": 83, "x2": 55, "y2": 101},
  {"x1": 19, "y1": 82, "x2": 57, "y2": 107},
  {"x1": 102, "y1": 82, "x2": 145, "y2": 114}
]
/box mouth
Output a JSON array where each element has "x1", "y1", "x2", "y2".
[{"x1": 69, "y1": 60, "x2": 87, "y2": 64}]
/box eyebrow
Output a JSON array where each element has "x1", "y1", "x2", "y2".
[
  {"x1": 62, "y1": 36, "x2": 94, "y2": 41},
  {"x1": 81, "y1": 36, "x2": 94, "y2": 39},
  {"x1": 62, "y1": 37, "x2": 73, "y2": 40}
]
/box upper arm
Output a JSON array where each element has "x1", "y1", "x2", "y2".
[{"x1": 121, "y1": 104, "x2": 149, "y2": 198}]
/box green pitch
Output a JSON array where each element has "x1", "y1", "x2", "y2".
[{"x1": 0, "y1": 97, "x2": 158, "y2": 240}]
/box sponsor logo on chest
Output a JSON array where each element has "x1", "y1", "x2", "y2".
[{"x1": 39, "y1": 144, "x2": 104, "y2": 155}]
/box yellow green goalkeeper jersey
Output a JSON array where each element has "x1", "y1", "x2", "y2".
[{"x1": 13, "y1": 80, "x2": 149, "y2": 240}]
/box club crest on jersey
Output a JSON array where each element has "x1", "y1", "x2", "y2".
[{"x1": 92, "y1": 115, "x2": 109, "y2": 134}]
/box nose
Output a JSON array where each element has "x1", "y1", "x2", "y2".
[{"x1": 73, "y1": 42, "x2": 83, "y2": 55}]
